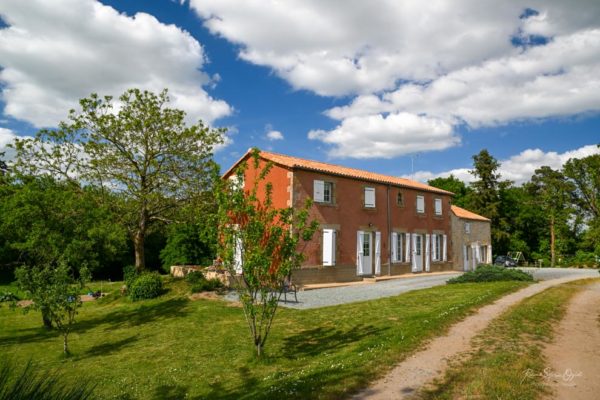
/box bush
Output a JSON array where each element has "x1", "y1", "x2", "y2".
[
  {"x1": 123, "y1": 265, "x2": 138, "y2": 288},
  {"x1": 191, "y1": 278, "x2": 223, "y2": 293},
  {"x1": 184, "y1": 270, "x2": 205, "y2": 284},
  {"x1": 0, "y1": 291, "x2": 18, "y2": 302},
  {"x1": 448, "y1": 265, "x2": 534, "y2": 284},
  {"x1": 128, "y1": 273, "x2": 163, "y2": 301}
]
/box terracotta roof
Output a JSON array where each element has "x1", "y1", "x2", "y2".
[
  {"x1": 223, "y1": 149, "x2": 453, "y2": 195},
  {"x1": 451, "y1": 205, "x2": 490, "y2": 222}
]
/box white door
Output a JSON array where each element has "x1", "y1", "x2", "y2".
[
  {"x1": 362, "y1": 232, "x2": 373, "y2": 275},
  {"x1": 414, "y1": 234, "x2": 423, "y2": 272}
]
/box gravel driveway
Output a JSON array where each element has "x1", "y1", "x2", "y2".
[{"x1": 223, "y1": 268, "x2": 598, "y2": 310}]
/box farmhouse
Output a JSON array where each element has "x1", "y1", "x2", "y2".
[
  {"x1": 223, "y1": 149, "x2": 491, "y2": 285},
  {"x1": 450, "y1": 205, "x2": 492, "y2": 271}
]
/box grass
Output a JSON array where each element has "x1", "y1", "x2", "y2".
[
  {"x1": 448, "y1": 265, "x2": 534, "y2": 284},
  {"x1": 421, "y1": 278, "x2": 599, "y2": 400},
  {"x1": 0, "y1": 277, "x2": 529, "y2": 399}
]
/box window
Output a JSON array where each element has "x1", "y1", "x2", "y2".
[
  {"x1": 434, "y1": 198, "x2": 442, "y2": 215},
  {"x1": 415, "y1": 235, "x2": 422, "y2": 256},
  {"x1": 362, "y1": 232, "x2": 371, "y2": 256},
  {"x1": 432, "y1": 234, "x2": 442, "y2": 261},
  {"x1": 392, "y1": 232, "x2": 406, "y2": 262},
  {"x1": 364, "y1": 187, "x2": 376, "y2": 208},
  {"x1": 322, "y1": 229, "x2": 336, "y2": 266},
  {"x1": 314, "y1": 180, "x2": 333, "y2": 203},
  {"x1": 480, "y1": 246, "x2": 487, "y2": 264},
  {"x1": 397, "y1": 191, "x2": 404, "y2": 206},
  {"x1": 416, "y1": 195, "x2": 425, "y2": 213},
  {"x1": 465, "y1": 222, "x2": 471, "y2": 234}
]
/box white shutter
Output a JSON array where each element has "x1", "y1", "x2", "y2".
[
  {"x1": 391, "y1": 232, "x2": 398, "y2": 262},
  {"x1": 435, "y1": 198, "x2": 442, "y2": 215},
  {"x1": 364, "y1": 187, "x2": 376, "y2": 208},
  {"x1": 375, "y1": 231, "x2": 381, "y2": 275},
  {"x1": 313, "y1": 180, "x2": 325, "y2": 202},
  {"x1": 417, "y1": 196, "x2": 425, "y2": 213},
  {"x1": 431, "y1": 234, "x2": 437, "y2": 261},
  {"x1": 322, "y1": 229, "x2": 335, "y2": 266},
  {"x1": 474, "y1": 243, "x2": 481, "y2": 264},
  {"x1": 411, "y1": 233, "x2": 418, "y2": 272},
  {"x1": 425, "y1": 234, "x2": 431, "y2": 272},
  {"x1": 405, "y1": 233, "x2": 411, "y2": 263},
  {"x1": 487, "y1": 245, "x2": 492, "y2": 265},
  {"x1": 443, "y1": 234, "x2": 448, "y2": 262},
  {"x1": 463, "y1": 245, "x2": 468, "y2": 271},
  {"x1": 234, "y1": 235, "x2": 243, "y2": 274},
  {"x1": 356, "y1": 231, "x2": 364, "y2": 275}
]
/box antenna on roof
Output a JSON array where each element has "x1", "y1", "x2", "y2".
[{"x1": 410, "y1": 152, "x2": 421, "y2": 180}]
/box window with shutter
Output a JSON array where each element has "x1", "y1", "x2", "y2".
[
  {"x1": 434, "y1": 198, "x2": 442, "y2": 215},
  {"x1": 322, "y1": 229, "x2": 336, "y2": 266},
  {"x1": 364, "y1": 187, "x2": 376, "y2": 208},
  {"x1": 313, "y1": 180, "x2": 324, "y2": 202},
  {"x1": 416, "y1": 195, "x2": 425, "y2": 213}
]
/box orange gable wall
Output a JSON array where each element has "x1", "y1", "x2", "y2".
[{"x1": 239, "y1": 157, "x2": 292, "y2": 209}]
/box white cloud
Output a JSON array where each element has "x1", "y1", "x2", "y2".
[
  {"x1": 189, "y1": 1, "x2": 600, "y2": 159},
  {"x1": 266, "y1": 130, "x2": 284, "y2": 141},
  {"x1": 0, "y1": 0, "x2": 231, "y2": 128},
  {"x1": 308, "y1": 112, "x2": 458, "y2": 159},
  {"x1": 411, "y1": 144, "x2": 600, "y2": 185}
]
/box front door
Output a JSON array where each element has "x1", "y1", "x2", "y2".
[
  {"x1": 415, "y1": 234, "x2": 423, "y2": 272},
  {"x1": 362, "y1": 232, "x2": 372, "y2": 275}
]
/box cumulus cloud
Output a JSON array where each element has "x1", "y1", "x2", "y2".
[
  {"x1": 0, "y1": 0, "x2": 231, "y2": 128},
  {"x1": 266, "y1": 130, "x2": 284, "y2": 141},
  {"x1": 411, "y1": 145, "x2": 600, "y2": 185},
  {"x1": 189, "y1": 0, "x2": 600, "y2": 159},
  {"x1": 308, "y1": 113, "x2": 458, "y2": 158}
]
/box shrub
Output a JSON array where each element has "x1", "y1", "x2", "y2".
[
  {"x1": 0, "y1": 291, "x2": 18, "y2": 302},
  {"x1": 0, "y1": 359, "x2": 95, "y2": 400},
  {"x1": 184, "y1": 270, "x2": 205, "y2": 284},
  {"x1": 448, "y1": 265, "x2": 534, "y2": 284},
  {"x1": 191, "y1": 278, "x2": 223, "y2": 293},
  {"x1": 128, "y1": 273, "x2": 163, "y2": 301},
  {"x1": 123, "y1": 265, "x2": 138, "y2": 288}
]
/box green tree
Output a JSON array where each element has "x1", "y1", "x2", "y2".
[
  {"x1": 563, "y1": 152, "x2": 600, "y2": 255},
  {"x1": 0, "y1": 177, "x2": 125, "y2": 325},
  {"x1": 0, "y1": 152, "x2": 7, "y2": 176},
  {"x1": 15, "y1": 264, "x2": 90, "y2": 353},
  {"x1": 428, "y1": 175, "x2": 472, "y2": 207},
  {"x1": 12, "y1": 89, "x2": 223, "y2": 271},
  {"x1": 216, "y1": 149, "x2": 318, "y2": 356},
  {"x1": 469, "y1": 149, "x2": 511, "y2": 253},
  {"x1": 527, "y1": 166, "x2": 575, "y2": 267}
]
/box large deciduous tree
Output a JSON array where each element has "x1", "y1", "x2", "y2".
[
  {"x1": 12, "y1": 89, "x2": 223, "y2": 271},
  {"x1": 216, "y1": 149, "x2": 318, "y2": 356},
  {"x1": 527, "y1": 166, "x2": 575, "y2": 267}
]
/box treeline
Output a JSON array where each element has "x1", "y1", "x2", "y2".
[
  {"x1": 428, "y1": 148, "x2": 600, "y2": 267},
  {"x1": 0, "y1": 89, "x2": 220, "y2": 282}
]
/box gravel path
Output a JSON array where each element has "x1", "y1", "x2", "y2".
[
  {"x1": 223, "y1": 268, "x2": 598, "y2": 310},
  {"x1": 543, "y1": 282, "x2": 600, "y2": 400},
  {"x1": 352, "y1": 270, "x2": 598, "y2": 400}
]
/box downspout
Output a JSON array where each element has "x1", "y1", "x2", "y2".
[{"x1": 387, "y1": 184, "x2": 392, "y2": 276}]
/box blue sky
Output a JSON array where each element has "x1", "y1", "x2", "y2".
[{"x1": 0, "y1": 0, "x2": 598, "y2": 184}]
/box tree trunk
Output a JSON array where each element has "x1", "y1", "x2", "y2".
[
  {"x1": 550, "y1": 216, "x2": 556, "y2": 268},
  {"x1": 134, "y1": 230, "x2": 145, "y2": 272},
  {"x1": 255, "y1": 341, "x2": 262, "y2": 357},
  {"x1": 42, "y1": 309, "x2": 53, "y2": 329},
  {"x1": 63, "y1": 333, "x2": 69, "y2": 354}
]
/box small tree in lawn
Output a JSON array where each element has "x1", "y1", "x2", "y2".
[
  {"x1": 15, "y1": 264, "x2": 90, "y2": 354},
  {"x1": 216, "y1": 149, "x2": 318, "y2": 357}
]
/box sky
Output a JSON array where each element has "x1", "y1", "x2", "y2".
[{"x1": 0, "y1": 0, "x2": 598, "y2": 185}]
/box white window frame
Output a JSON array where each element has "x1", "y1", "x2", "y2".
[
  {"x1": 465, "y1": 222, "x2": 471, "y2": 234},
  {"x1": 432, "y1": 234, "x2": 442, "y2": 262},
  {"x1": 364, "y1": 187, "x2": 376, "y2": 208},
  {"x1": 314, "y1": 180, "x2": 333, "y2": 204},
  {"x1": 322, "y1": 229, "x2": 336, "y2": 266},
  {"x1": 434, "y1": 198, "x2": 442, "y2": 216},
  {"x1": 391, "y1": 232, "x2": 406, "y2": 263},
  {"x1": 323, "y1": 182, "x2": 333, "y2": 203},
  {"x1": 416, "y1": 195, "x2": 425, "y2": 214}
]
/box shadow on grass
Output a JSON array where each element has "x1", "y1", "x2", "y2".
[
  {"x1": 76, "y1": 298, "x2": 190, "y2": 333},
  {"x1": 282, "y1": 324, "x2": 389, "y2": 359},
  {"x1": 79, "y1": 335, "x2": 140, "y2": 360},
  {"x1": 0, "y1": 326, "x2": 59, "y2": 346}
]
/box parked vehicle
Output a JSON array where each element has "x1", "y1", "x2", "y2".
[{"x1": 494, "y1": 255, "x2": 517, "y2": 268}]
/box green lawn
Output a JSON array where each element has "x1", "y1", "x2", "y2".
[
  {"x1": 421, "y1": 278, "x2": 599, "y2": 400},
  {"x1": 0, "y1": 278, "x2": 528, "y2": 400}
]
